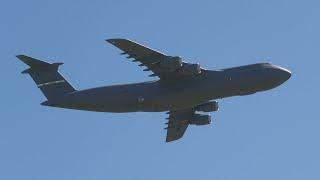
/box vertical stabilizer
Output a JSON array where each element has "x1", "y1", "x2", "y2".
[{"x1": 17, "y1": 55, "x2": 76, "y2": 100}]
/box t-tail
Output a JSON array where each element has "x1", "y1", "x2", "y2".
[{"x1": 17, "y1": 55, "x2": 76, "y2": 101}]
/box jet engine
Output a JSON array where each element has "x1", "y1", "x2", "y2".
[
  {"x1": 195, "y1": 101, "x2": 219, "y2": 112},
  {"x1": 189, "y1": 114, "x2": 211, "y2": 125},
  {"x1": 179, "y1": 63, "x2": 201, "y2": 75},
  {"x1": 160, "y1": 56, "x2": 182, "y2": 70}
]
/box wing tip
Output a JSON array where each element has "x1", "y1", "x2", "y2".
[
  {"x1": 166, "y1": 137, "x2": 179, "y2": 143},
  {"x1": 16, "y1": 54, "x2": 24, "y2": 58},
  {"x1": 106, "y1": 38, "x2": 117, "y2": 44},
  {"x1": 16, "y1": 54, "x2": 28, "y2": 60},
  {"x1": 106, "y1": 38, "x2": 133, "y2": 45},
  {"x1": 166, "y1": 138, "x2": 172, "y2": 143}
]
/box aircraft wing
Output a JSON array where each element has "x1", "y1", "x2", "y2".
[
  {"x1": 106, "y1": 38, "x2": 204, "y2": 80},
  {"x1": 165, "y1": 108, "x2": 195, "y2": 142}
]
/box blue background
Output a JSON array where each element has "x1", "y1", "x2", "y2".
[{"x1": 1, "y1": 0, "x2": 319, "y2": 179}]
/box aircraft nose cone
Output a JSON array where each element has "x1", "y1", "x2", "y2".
[
  {"x1": 278, "y1": 66, "x2": 291, "y2": 81},
  {"x1": 272, "y1": 65, "x2": 291, "y2": 84}
]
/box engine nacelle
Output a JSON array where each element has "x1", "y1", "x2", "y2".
[
  {"x1": 159, "y1": 56, "x2": 182, "y2": 70},
  {"x1": 195, "y1": 101, "x2": 219, "y2": 112},
  {"x1": 179, "y1": 63, "x2": 201, "y2": 76},
  {"x1": 189, "y1": 114, "x2": 211, "y2": 126}
]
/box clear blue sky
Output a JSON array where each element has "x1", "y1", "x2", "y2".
[{"x1": 1, "y1": 0, "x2": 319, "y2": 179}]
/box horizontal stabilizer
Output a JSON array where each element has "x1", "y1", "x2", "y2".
[
  {"x1": 16, "y1": 55, "x2": 63, "y2": 74},
  {"x1": 17, "y1": 55, "x2": 63, "y2": 67}
]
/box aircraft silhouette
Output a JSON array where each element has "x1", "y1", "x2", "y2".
[{"x1": 17, "y1": 39, "x2": 291, "y2": 142}]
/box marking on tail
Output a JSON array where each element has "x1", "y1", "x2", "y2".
[{"x1": 37, "y1": 80, "x2": 66, "y2": 88}]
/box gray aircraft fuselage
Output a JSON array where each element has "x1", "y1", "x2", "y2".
[{"x1": 43, "y1": 63, "x2": 291, "y2": 112}]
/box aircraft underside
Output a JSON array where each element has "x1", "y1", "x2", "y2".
[{"x1": 17, "y1": 38, "x2": 291, "y2": 142}]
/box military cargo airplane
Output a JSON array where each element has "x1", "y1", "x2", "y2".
[{"x1": 17, "y1": 39, "x2": 291, "y2": 142}]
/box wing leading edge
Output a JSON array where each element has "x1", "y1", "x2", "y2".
[{"x1": 106, "y1": 38, "x2": 204, "y2": 80}]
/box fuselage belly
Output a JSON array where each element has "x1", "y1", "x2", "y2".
[{"x1": 51, "y1": 63, "x2": 291, "y2": 113}]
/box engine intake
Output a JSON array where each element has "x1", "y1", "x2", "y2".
[
  {"x1": 189, "y1": 114, "x2": 211, "y2": 126},
  {"x1": 179, "y1": 63, "x2": 201, "y2": 76},
  {"x1": 195, "y1": 101, "x2": 219, "y2": 112},
  {"x1": 159, "y1": 56, "x2": 182, "y2": 70}
]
